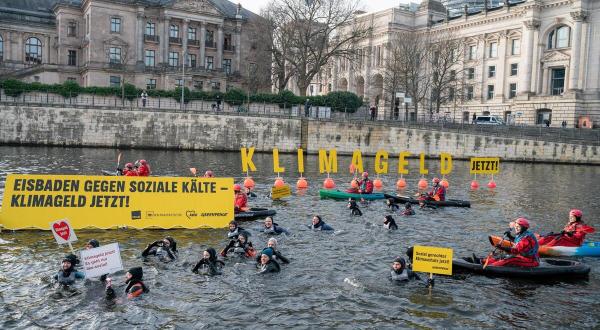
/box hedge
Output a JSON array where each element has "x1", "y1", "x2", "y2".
[{"x1": 0, "y1": 79, "x2": 363, "y2": 113}]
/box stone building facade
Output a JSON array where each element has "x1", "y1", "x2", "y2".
[
  {"x1": 0, "y1": 0, "x2": 269, "y2": 93},
  {"x1": 315, "y1": 0, "x2": 600, "y2": 128}
]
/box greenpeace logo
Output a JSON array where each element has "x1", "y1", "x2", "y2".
[{"x1": 131, "y1": 210, "x2": 141, "y2": 220}]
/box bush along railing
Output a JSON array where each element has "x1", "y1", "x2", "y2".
[{"x1": 0, "y1": 79, "x2": 363, "y2": 113}]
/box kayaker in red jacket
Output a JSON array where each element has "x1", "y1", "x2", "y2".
[
  {"x1": 136, "y1": 159, "x2": 151, "y2": 177},
  {"x1": 234, "y1": 184, "x2": 248, "y2": 213},
  {"x1": 537, "y1": 209, "x2": 595, "y2": 247},
  {"x1": 487, "y1": 218, "x2": 539, "y2": 267},
  {"x1": 426, "y1": 178, "x2": 446, "y2": 201},
  {"x1": 358, "y1": 172, "x2": 374, "y2": 194},
  {"x1": 122, "y1": 163, "x2": 138, "y2": 176}
]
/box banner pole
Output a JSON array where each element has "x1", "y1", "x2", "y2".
[{"x1": 67, "y1": 241, "x2": 75, "y2": 255}]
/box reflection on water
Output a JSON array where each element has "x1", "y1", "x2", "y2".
[{"x1": 0, "y1": 146, "x2": 599, "y2": 328}]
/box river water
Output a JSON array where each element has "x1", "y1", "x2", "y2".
[{"x1": 0, "y1": 146, "x2": 599, "y2": 329}]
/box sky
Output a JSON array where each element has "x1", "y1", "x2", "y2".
[{"x1": 236, "y1": 0, "x2": 421, "y2": 15}]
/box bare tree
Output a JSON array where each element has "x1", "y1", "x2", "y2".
[
  {"x1": 262, "y1": 0, "x2": 370, "y2": 96},
  {"x1": 384, "y1": 31, "x2": 431, "y2": 119},
  {"x1": 106, "y1": 43, "x2": 132, "y2": 104},
  {"x1": 428, "y1": 31, "x2": 471, "y2": 115}
]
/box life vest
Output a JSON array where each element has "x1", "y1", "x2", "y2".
[
  {"x1": 390, "y1": 269, "x2": 409, "y2": 281},
  {"x1": 227, "y1": 228, "x2": 240, "y2": 238},
  {"x1": 127, "y1": 281, "x2": 147, "y2": 298},
  {"x1": 514, "y1": 230, "x2": 539, "y2": 259},
  {"x1": 57, "y1": 270, "x2": 76, "y2": 285}
]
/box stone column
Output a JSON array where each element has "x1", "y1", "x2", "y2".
[
  {"x1": 4, "y1": 31, "x2": 11, "y2": 61},
  {"x1": 43, "y1": 35, "x2": 50, "y2": 63},
  {"x1": 477, "y1": 36, "x2": 486, "y2": 100},
  {"x1": 569, "y1": 11, "x2": 586, "y2": 91},
  {"x1": 496, "y1": 33, "x2": 507, "y2": 99},
  {"x1": 199, "y1": 22, "x2": 206, "y2": 68},
  {"x1": 235, "y1": 22, "x2": 242, "y2": 72},
  {"x1": 136, "y1": 11, "x2": 144, "y2": 66},
  {"x1": 520, "y1": 19, "x2": 539, "y2": 95},
  {"x1": 217, "y1": 24, "x2": 223, "y2": 69},
  {"x1": 16, "y1": 32, "x2": 23, "y2": 63},
  {"x1": 163, "y1": 16, "x2": 170, "y2": 66},
  {"x1": 182, "y1": 19, "x2": 189, "y2": 66},
  {"x1": 158, "y1": 18, "x2": 164, "y2": 64},
  {"x1": 541, "y1": 67, "x2": 549, "y2": 95}
]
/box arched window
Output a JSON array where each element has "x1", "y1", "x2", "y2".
[
  {"x1": 548, "y1": 26, "x2": 571, "y2": 49},
  {"x1": 0, "y1": 35, "x2": 3, "y2": 61},
  {"x1": 25, "y1": 37, "x2": 42, "y2": 64}
]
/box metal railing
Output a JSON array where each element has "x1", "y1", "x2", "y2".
[{"x1": 1, "y1": 89, "x2": 598, "y2": 146}]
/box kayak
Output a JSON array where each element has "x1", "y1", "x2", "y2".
[
  {"x1": 234, "y1": 208, "x2": 276, "y2": 221},
  {"x1": 384, "y1": 193, "x2": 471, "y2": 208},
  {"x1": 319, "y1": 189, "x2": 386, "y2": 201},
  {"x1": 453, "y1": 256, "x2": 590, "y2": 278},
  {"x1": 489, "y1": 235, "x2": 600, "y2": 258}
]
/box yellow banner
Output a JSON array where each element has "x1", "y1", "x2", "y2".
[
  {"x1": 271, "y1": 185, "x2": 292, "y2": 200},
  {"x1": 0, "y1": 174, "x2": 233, "y2": 230},
  {"x1": 412, "y1": 245, "x2": 453, "y2": 276},
  {"x1": 470, "y1": 157, "x2": 500, "y2": 174}
]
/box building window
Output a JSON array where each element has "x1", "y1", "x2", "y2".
[
  {"x1": 109, "y1": 47, "x2": 121, "y2": 64},
  {"x1": 509, "y1": 83, "x2": 517, "y2": 99},
  {"x1": 551, "y1": 68, "x2": 565, "y2": 95},
  {"x1": 224, "y1": 34, "x2": 232, "y2": 51},
  {"x1": 487, "y1": 85, "x2": 495, "y2": 100},
  {"x1": 488, "y1": 42, "x2": 497, "y2": 58},
  {"x1": 205, "y1": 56, "x2": 213, "y2": 70},
  {"x1": 488, "y1": 65, "x2": 496, "y2": 78},
  {"x1": 145, "y1": 50, "x2": 155, "y2": 67},
  {"x1": 466, "y1": 85, "x2": 474, "y2": 100},
  {"x1": 536, "y1": 109, "x2": 552, "y2": 125},
  {"x1": 145, "y1": 22, "x2": 155, "y2": 36},
  {"x1": 194, "y1": 80, "x2": 203, "y2": 90},
  {"x1": 548, "y1": 26, "x2": 570, "y2": 49},
  {"x1": 223, "y1": 58, "x2": 232, "y2": 74},
  {"x1": 0, "y1": 35, "x2": 4, "y2": 61},
  {"x1": 67, "y1": 22, "x2": 77, "y2": 37},
  {"x1": 211, "y1": 81, "x2": 220, "y2": 91},
  {"x1": 67, "y1": 50, "x2": 77, "y2": 66},
  {"x1": 511, "y1": 39, "x2": 520, "y2": 55},
  {"x1": 188, "y1": 27, "x2": 196, "y2": 41},
  {"x1": 110, "y1": 76, "x2": 121, "y2": 87},
  {"x1": 110, "y1": 17, "x2": 121, "y2": 33},
  {"x1": 168, "y1": 51, "x2": 179, "y2": 67},
  {"x1": 67, "y1": 77, "x2": 77, "y2": 81},
  {"x1": 510, "y1": 63, "x2": 518, "y2": 76},
  {"x1": 206, "y1": 30, "x2": 214, "y2": 47},
  {"x1": 170, "y1": 25, "x2": 179, "y2": 38},
  {"x1": 187, "y1": 54, "x2": 196, "y2": 68},
  {"x1": 25, "y1": 37, "x2": 42, "y2": 64},
  {"x1": 468, "y1": 45, "x2": 476, "y2": 60},
  {"x1": 448, "y1": 87, "x2": 455, "y2": 101},
  {"x1": 175, "y1": 79, "x2": 183, "y2": 87},
  {"x1": 467, "y1": 68, "x2": 475, "y2": 80},
  {"x1": 146, "y1": 78, "x2": 156, "y2": 90}
]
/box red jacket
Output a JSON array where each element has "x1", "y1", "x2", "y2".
[
  {"x1": 123, "y1": 169, "x2": 138, "y2": 176},
  {"x1": 540, "y1": 222, "x2": 596, "y2": 247},
  {"x1": 137, "y1": 164, "x2": 150, "y2": 177},
  {"x1": 235, "y1": 193, "x2": 248, "y2": 212},
  {"x1": 428, "y1": 185, "x2": 446, "y2": 201},
  {"x1": 358, "y1": 179, "x2": 373, "y2": 194}
]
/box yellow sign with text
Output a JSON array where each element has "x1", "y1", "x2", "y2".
[
  {"x1": 0, "y1": 174, "x2": 233, "y2": 230},
  {"x1": 271, "y1": 185, "x2": 292, "y2": 200},
  {"x1": 412, "y1": 245, "x2": 453, "y2": 276},
  {"x1": 470, "y1": 157, "x2": 500, "y2": 174}
]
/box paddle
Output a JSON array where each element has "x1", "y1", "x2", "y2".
[
  {"x1": 483, "y1": 235, "x2": 507, "y2": 269},
  {"x1": 190, "y1": 168, "x2": 197, "y2": 177},
  {"x1": 115, "y1": 152, "x2": 122, "y2": 175}
]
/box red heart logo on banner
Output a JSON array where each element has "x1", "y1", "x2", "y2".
[{"x1": 52, "y1": 221, "x2": 71, "y2": 241}]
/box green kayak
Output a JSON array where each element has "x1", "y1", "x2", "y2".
[{"x1": 319, "y1": 189, "x2": 386, "y2": 200}]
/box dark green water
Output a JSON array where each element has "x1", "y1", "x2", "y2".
[{"x1": 0, "y1": 146, "x2": 599, "y2": 329}]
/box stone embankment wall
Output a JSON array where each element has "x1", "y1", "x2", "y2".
[{"x1": 0, "y1": 105, "x2": 598, "y2": 164}]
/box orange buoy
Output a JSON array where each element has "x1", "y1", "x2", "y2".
[
  {"x1": 470, "y1": 180, "x2": 480, "y2": 190},
  {"x1": 244, "y1": 177, "x2": 255, "y2": 189},
  {"x1": 396, "y1": 178, "x2": 407, "y2": 190},
  {"x1": 487, "y1": 180, "x2": 497, "y2": 189},
  {"x1": 373, "y1": 178, "x2": 383, "y2": 190},
  {"x1": 323, "y1": 177, "x2": 335, "y2": 189},
  {"x1": 274, "y1": 178, "x2": 285, "y2": 187},
  {"x1": 350, "y1": 179, "x2": 359, "y2": 189},
  {"x1": 296, "y1": 177, "x2": 308, "y2": 189},
  {"x1": 441, "y1": 178, "x2": 449, "y2": 189},
  {"x1": 418, "y1": 178, "x2": 428, "y2": 190}
]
